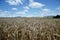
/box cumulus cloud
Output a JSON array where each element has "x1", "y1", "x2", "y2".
[
  {"x1": 29, "y1": 2, "x2": 45, "y2": 8},
  {"x1": 42, "y1": 9, "x2": 51, "y2": 13},
  {"x1": 16, "y1": 9, "x2": 28, "y2": 14},
  {"x1": 23, "y1": 6, "x2": 30, "y2": 10},
  {"x1": 6, "y1": 0, "x2": 23, "y2": 5},
  {"x1": 16, "y1": 6, "x2": 30, "y2": 15},
  {"x1": 16, "y1": 11, "x2": 26, "y2": 14},
  {"x1": 39, "y1": 8, "x2": 50, "y2": 17},
  {"x1": 56, "y1": 7, "x2": 60, "y2": 15},
  {"x1": 24, "y1": 9, "x2": 28, "y2": 12},
  {"x1": 0, "y1": 9, "x2": 29, "y2": 17},
  {"x1": 26, "y1": 15, "x2": 34, "y2": 17},
  {"x1": 0, "y1": 10, "x2": 15, "y2": 17},
  {"x1": 12, "y1": 8, "x2": 17, "y2": 11},
  {"x1": 29, "y1": 0, "x2": 34, "y2": 3},
  {"x1": 29, "y1": 0, "x2": 45, "y2": 8},
  {"x1": 56, "y1": 7, "x2": 60, "y2": 10},
  {"x1": 40, "y1": 8, "x2": 57, "y2": 17}
]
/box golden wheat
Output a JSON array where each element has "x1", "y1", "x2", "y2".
[{"x1": 0, "y1": 18, "x2": 60, "y2": 40}]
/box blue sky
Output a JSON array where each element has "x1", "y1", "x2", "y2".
[{"x1": 0, "y1": 0, "x2": 60, "y2": 17}]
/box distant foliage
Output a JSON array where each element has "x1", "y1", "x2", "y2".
[{"x1": 53, "y1": 15, "x2": 60, "y2": 18}]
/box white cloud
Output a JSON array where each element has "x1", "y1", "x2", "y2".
[
  {"x1": 16, "y1": 6, "x2": 29, "y2": 14},
  {"x1": 0, "y1": 10, "x2": 28, "y2": 17},
  {"x1": 39, "y1": 8, "x2": 50, "y2": 17},
  {"x1": 29, "y1": 0, "x2": 45, "y2": 8},
  {"x1": 40, "y1": 8, "x2": 57, "y2": 17},
  {"x1": 42, "y1": 9, "x2": 51, "y2": 13},
  {"x1": 0, "y1": 10, "x2": 15, "y2": 17},
  {"x1": 16, "y1": 9, "x2": 28, "y2": 14},
  {"x1": 16, "y1": 11, "x2": 26, "y2": 14},
  {"x1": 23, "y1": 6, "x2": 30, "y2": 13},
  {"x1": 26, "y1": 15, "x2": 34, "y2": 17},
  {"x1": 29, "y1": 0, "x2": 34, "y2": 3},
  {"x1": 56, "y1": 7, "x2": 60, "y2": 10},
  {"x1": 24, "y1": 9, "x2": 28, "y2": 12},
  {"x1": 12, "y1": 8, "x2": 17, "y2": 11},
  {"x1": 56, "y1": 7, "x2": 60, "y2": 15},
  {"x1": 23, "y1": 6, "x2": 30, "y2": 10},
  {"x1": 29, "y1": 2, "x2": 45, "y2": 8},
  {"x1": 25, "y1": 14, "x2": 41, "y2": 17},
  {"x1": 6, "y1": 0, "x2": 23, "y2": 5}
]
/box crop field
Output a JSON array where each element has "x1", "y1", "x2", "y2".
[{"x1": 0, "y1": 18, "x2": 60, "y2": 40}]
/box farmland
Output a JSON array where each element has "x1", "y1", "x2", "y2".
[{"x1": 0, "y1": 18, "x2": 60, "y2": 40}]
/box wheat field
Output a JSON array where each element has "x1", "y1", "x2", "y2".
[{"x1": 0, "y1": 18, "x2": 60, "y2": 40}]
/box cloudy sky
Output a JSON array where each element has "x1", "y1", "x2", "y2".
[{"x1": 0, "y1": 0, "x2": 60, "y2": 17}]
